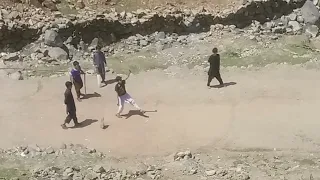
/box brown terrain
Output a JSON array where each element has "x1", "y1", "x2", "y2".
[{"x1": 2, "y1": 0, "x2": 320, "y2": 179}]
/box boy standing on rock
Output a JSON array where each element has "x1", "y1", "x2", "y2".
[
  {"x1": 115, "y1": 70, "x2": 145, "y2": 118},
  {"x1": 93, "y1": 45, "x2": 107, "y2": 87},
  {"x1": 70, "y1": 61, "x2": 85, "y2": 101},
  {"x1": 61, "y1": 81, "x2": 80, "y2": 129},
  {"x1": 207, "y1": 47, "x2": 224, "y2": 87}
]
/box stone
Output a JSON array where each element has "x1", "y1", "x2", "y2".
[
  {"x1": 84, "y1": 172, "x2": 98, "y2": 180},
  {"x1": 64, "y1": 167, "x2": 74, "y2": 175},
  {"x1": 305, "y1": 25, "x2": 319, "y2": 37},
  {"x1": 44, "y1": 30, "x2": 63, "y2": 47},
  {"x1": 205, "y1": 170, "x2": 216, "y2": 176},
  {"x1": 3, "y1": 53, "x2": 20, "y2": 61},
  {"x1": 93, "y1": 165, "x2": 105, "y2": 173},
  {"x1": 60, "y1": 143, "x2": 67, "y2": 149},
  {"x1": 280, "y1": 16, "x2": 289, "y2": 26},
  {"x1": 288, "y1": 21, "x2": 302, "y2": 32},
  {"x1": 264, "y1": 22, "x2": 274, "y2": 30},
  {"x1": 48, "y1": 47, "x2": 68, "y2": 61},
  {"x1": 7, "y1": 11, "x2": 20, "y2": 20},
  {"x1": 9, "y1": 71, "x2": 23, "y2": 80},
  {"x1": 288, "y1": 13, "x2": 297, "y2": 21},
  {"x1": 76, "y1": 0, "x2": 85, "y2": 9},
  {"x1": 297, "y1": 16, "x2": 304, "y2": 23},
  {"x1": 46, "y1": 147, "x2": 55, "y2": 154},
  {"x1": 140, "y1": 39, "x2": 148, "y2": 46},
  {"x1": 88, "y1": 38, "x2": 99, "y2": 51},
  {"x1": 155, "y1": 32, "x2": 166, "y2": 40},
  {"x1": 301, "y1": 0, "x2": 320, "y2": 24},
  {"x1": 42, "y1": 0, "x2": 58, "y2": 11},
  {"x1": 73, "y1": 172, "x2": 83, "y2": 180}
]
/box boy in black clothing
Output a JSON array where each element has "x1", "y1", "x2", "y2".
[
  {"x1": 207, "y1": 47, "x2": 224, "y2": 87},
  {"x1": 115, "y1": 70, "x2": 145, "y2": 118},
  {"x1": 61, "y1": 81, "x2": 80, "y2": 129}
]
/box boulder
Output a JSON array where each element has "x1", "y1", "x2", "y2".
[
  {"x1": 3, "y1": 53, "x2": 20, "y2": 62},
  {"x1": 76, "y1": 0, "x2": 85, "y2": 9},
  {"x1": 305, "y1": 25, "x2": 319, "y2": 37},
  {"x1": 155, "y1": 32, "x2": 166, "y2": 41},
  {"x1": 88, "y1": 38, "x2": 99, "y2": 51},
  {"x1": 9, "y1": 71, "x2": 23, "y2": 80},
  {"x1": 288, "y1": 21, "x2": 302, "y2": 32},
  {"x1": 48, "y1": 47, "x2": 68, "y2": 61},
  {"x1": 7, "y1": 11, "x2": 21, "y2": 20},
  {"x1": 42, "y1": 0, "x2": 58, "y2": 11},
  {"x1": 301, "y1": 0, "x2": 320, "y2": 24},
  {"x1": 30, "y1": 0, "x2": 42, "y2": 7},
  {"x1": 44, "y1": 30, "x2": 63, "y2": 47},
  {"x1": 288, "y1": 13, "x2": 297, "y2": 21}
]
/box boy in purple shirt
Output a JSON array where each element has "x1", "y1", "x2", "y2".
[{"x1": 70, "y1": 61, "x2": 85, "y2": 101}]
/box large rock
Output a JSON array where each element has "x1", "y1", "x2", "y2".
[
  {"x1": 301, "y1": 0, "x2": 320, "y2": 24},
  {"x1": 88, "y1": 38, "x2": 99, "y2": 51},
  {"x1": 42, "y1": 0, "x2": 58, "y2": 11},
  {"x1": 48, "y1": 47, "x2": 68, "y2": 61},
  {"x1": 9, "y1": 71, "x2": 23, "y2": 80},
  {"x1": 305, "y1": 25, "x2": 319, "y2": 37},
  {"x1": 288, "y1": 21, "x2": 302, "y2": 32},
  {"x1": 44, "y1": 30, "x2": 63, "y2": 47},
  {"x1": 30, "y1": 0, "x2": 42, "y2": 7},
  {"x1": 3, "y1": 53, "x2": 20, "y2": 61}
]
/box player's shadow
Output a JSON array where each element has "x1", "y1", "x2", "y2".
[
  {"x1": 121, "y1": 110, "x2": 158, "y2": 119},
  {"x1": 210, "y1": 82, "x2": 237, "y2": 88},
  {"x1": 81, "y1": 92, "x2": 101, "y2": 99},
  {"x1": 101, "y1": 78, "x2": 117, "y2": 87},
  {"x1": 70, "y1": 119, "x2": 98, "y2": 129}
]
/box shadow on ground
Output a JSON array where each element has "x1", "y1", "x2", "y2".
[
  {"x1": 70, "y1": 119, "x2": 98, "y2": 129},
  {"x1": 101, "y1": 78, "x2": 118, "y2": 88},
  {"x1": 210, "y1": 82, "x2": 237, "y2": 88},
  {"x1": 81, "y1": 92, "x2": 101, "y2": 99},
  {"x1": 121, "y1": 110, "x2": 158, "y2": 119}
]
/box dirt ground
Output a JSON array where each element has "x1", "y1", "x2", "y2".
[{"x1": 1, "y1": 64, "x2": 320, "y2": 158}]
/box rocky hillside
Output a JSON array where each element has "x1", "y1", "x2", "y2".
[{"x1": 1, "y1": 0, "x2": 320, "y2": 79}]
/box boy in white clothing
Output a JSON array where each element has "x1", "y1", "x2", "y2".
[{"x1": 115, "y1": 70, "x2": 145, "y2": 118}]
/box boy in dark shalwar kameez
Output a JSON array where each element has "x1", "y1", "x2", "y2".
[
  {"x1": 61, "y1": 81, "x2": 80, "y2": 129},
  {"x1": 207, "y1": 47, "x2": 224, "y2": 87}
]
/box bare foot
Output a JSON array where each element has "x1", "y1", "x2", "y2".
[
  {"x1": 115, "y1": 114, "x2": 122, "y2": 118},
  {"x1": 77, "y1": 98, "x2": 82, "y2": 102}
]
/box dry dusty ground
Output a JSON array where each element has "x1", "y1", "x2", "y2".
[{"x1": 1, "y1": 64, "x2": 320, "y2": 158}]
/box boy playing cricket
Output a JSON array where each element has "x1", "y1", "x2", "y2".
[
  {"x1": 70, "y1": 61, "x2": 85, "y2": 101},
  {"x1": 115, "y1": 70, "x2": 145, "y2": 118}
]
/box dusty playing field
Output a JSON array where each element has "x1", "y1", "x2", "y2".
[{"x1": 1, "y1": 65, "x2": 320, "y2": 158}]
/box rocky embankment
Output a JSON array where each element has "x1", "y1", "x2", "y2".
[
  {"x1": 1, "y1": 144, "x2": 320, "y2": 180},
  {"x1": 1, "y1": 0, "x2": 320, "y2": 79}
]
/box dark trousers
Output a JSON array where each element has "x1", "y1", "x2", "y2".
[
  {"x1": 65, "y1": 111, "x2": 78, "y2": 125},
  {"x1": 73, "y1": 81, "x2": 83, "y2": 98},
  {"x1": 97, "y1": 66, "x2": 106, "y2": 82},
  {"x1": 207, "y1": 73, "x2": 224, "y2": 86}
]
